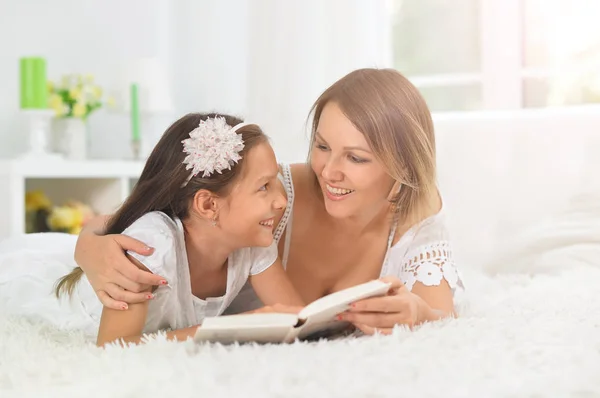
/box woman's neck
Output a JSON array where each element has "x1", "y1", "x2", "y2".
[
  {"x1": 181, "y1": 219, "x2": 235, "y2": 273},
  {"x1": 319, "y1": 197, "x2": 394, "y2": 239}
]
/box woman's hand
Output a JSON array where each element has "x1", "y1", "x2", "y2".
[
  {"x1": 338, "y1": 276, "x2": 445, "y2": 335},
  {"x1": 75, "y1": 228, "x2": 167, "y2": 310}
]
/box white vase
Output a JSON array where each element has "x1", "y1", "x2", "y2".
[{"x1": 52, "y1": 118, "x2": 88, "y2": 160}]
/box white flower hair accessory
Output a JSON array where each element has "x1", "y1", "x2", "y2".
[{"x1": 181, "y1": 116, "x2": 249, "y2": 186}]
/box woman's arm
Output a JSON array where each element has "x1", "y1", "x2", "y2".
[
  {"x1": 249, "y1": 258, "x2": 305, "y2": 307},
  {"x1": 96, "y1": 255, "x2": 198, "y2": 346},
  {"x1": 74, "y1": 215, "x2": 166, "y2": 310},
  {"x1": 338, "y1": 277, "x2": 455, "y2": 335},
  {"x1": 410, "y1": 281, "x2": 456, "y2": 321},
  {"x1": 338, "y1": 276, "x2": 455, "y2": 335},
  {"x1": 76, "y1": 214, "x2": 110, "y2": 238}
]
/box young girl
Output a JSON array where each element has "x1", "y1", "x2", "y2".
[{"x1": 0, "y1": 113, "x2": 304, "y2": 346}]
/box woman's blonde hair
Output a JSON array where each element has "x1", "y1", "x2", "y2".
[{"x1": 308, "y1": 68, "x2": 437, "y2": 223}]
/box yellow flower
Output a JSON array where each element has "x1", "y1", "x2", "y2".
[
  {"x1": 72, "y1": 102, "x2": 87, "y2": 118},
  {"x1": 91, "y1": 86, "x2": 102, "y2": 100},
  {"x1": 47, "y1": 80, "x2": 54, "y2": 93},
  {"x1": 25, "y1": 190, "x2": 52, "y2": 212},
  {"x1": 64, "y1": 200, "x2": 95, "y2": 224},
  {"x1": 49, "y1": 94, "x2": 65, "y2": 117},
  {"x1": 47, "y1": 206, "x2": 83, "y2": 231},
  {"x1": 85, "y1": 74, "x2": 94, "y2": 84},
  {"x1": 69, "y1": 87, "x2": 82, "y2": 101}
]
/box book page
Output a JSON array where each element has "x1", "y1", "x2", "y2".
[
  {"x1": 194, "y1": 313, "x2": 299, "y2": 344},
  {"x1": 298, "y1": 280, "x2": 391, "y2": 325},
  {"x1": 200, "y1": 313, "x2": 298, "y2": 328}
]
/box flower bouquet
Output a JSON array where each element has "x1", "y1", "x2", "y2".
[{"x1": 25, "y1": 190, "x2": 95, "y2": 234}]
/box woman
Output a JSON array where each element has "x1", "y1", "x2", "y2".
[{"x1": 75, "y1": 68, "x2": 463, "y2": 335}]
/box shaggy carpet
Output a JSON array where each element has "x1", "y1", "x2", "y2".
[{"x1": 1, "y1": 194, "x2": 600, "y2": 398}]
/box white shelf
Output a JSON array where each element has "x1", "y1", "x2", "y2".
[
  {"x1": 0, "y1": 158, "x2": 145, "y2": 178},
  {"x1": 0, "y1": 158, "x2": 146, "y2": 240}
]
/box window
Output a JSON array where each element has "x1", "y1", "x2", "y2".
[
  {"x1": 522, "y1": 0, "x2": 600, "y2": 107},
  {"x1": 391, "y1": 0, "x2": 482, "y2": 111},
  {"x1": 390, "y1": 0, "x2": 600, "y2": 112}
]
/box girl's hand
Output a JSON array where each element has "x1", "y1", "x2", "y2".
[
  {"x1": 337, "y1": 276, "x2": 424, "y2": 335},
  {"x1": 75, "y1": 232, "x2": 167, "y2": 310}
]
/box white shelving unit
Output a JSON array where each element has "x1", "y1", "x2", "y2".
[{"x1": 0, "y1": 158, "x2": 145, "y2": 241}]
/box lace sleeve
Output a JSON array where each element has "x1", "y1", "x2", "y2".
[{"x1": 398, "y1": 241, "x2": 464, "y2": 292}]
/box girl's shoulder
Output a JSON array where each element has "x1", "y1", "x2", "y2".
[
  {"x1": 122, "y1": 212, "x2": 182, "y2": 280},
  {"x1": 123, "y1": 212, "x2": 180, "y2": 243},
  {"x1": 233, "y1": 240, "x2": 279, "y2": 277}
]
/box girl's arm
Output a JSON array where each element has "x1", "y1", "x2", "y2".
[
  {"x1": 74, "y1": 215, "x2": 166, "y2": 310},
  {"x1": 248, "y1": 258, "x2": 305, "y2": 307},
  {"x1": 96, "y1": 255, "x2": 197, "y2": 347}
]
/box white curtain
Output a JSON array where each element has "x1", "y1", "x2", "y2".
[{"x1": 245, "y1": 0, "x2": 392, "y2": 164}]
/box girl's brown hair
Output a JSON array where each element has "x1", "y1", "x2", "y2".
[
  {"x1": 308, "y1": 68, "x2": 437, "y2": 223},
  {"x1": 55, "y1": 113, "x2": 268, "y2": 298}
]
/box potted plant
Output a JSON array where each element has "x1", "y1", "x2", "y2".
[{"x1": 48, "y1": 74, "x2": 112, "y2": 160}]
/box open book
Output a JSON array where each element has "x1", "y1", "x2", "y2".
[{"x1": 194, "y1": 279, "x2": 391, "y2": 344}]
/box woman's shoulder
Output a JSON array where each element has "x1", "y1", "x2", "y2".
[
  {"x1": 387, "y1": 201, "x2": 464, "y2": 292},
  {"x1": 273, "y1": 164, "x2": 314, "y2": 226},
  {"x1": 389, "y1": 191, "x2": 453, "y2": 266},
  {"x1": 287, "y1": 163, "x2": 312, "y2": 184},
  {"x1": 392, "y1": 188, "x2": 445, "y2": 246},
  {"x1": 286, "y1": 163, "x2": 319, "y2": 204}
]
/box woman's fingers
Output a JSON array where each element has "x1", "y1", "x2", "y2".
[
  {"x1": 97, "y1": 290, "x2": 128, "y2": 310},
  {"x1": 107, "y1": 269, "x2": 146, "y2": 293},
  {"x1": 342, "y1": 291, "x2": 417, "y2": 328},
  {"x1": 339, "y1": 311, "x2": 403, "y2": 329},
  {"x1": 112, "y1": 234, "x2": 154, "y2": 256},
  {"x1": 349, "y1": 295, "x2": 407, "y2": 314},
  {"x1": 107, "y1": 254, "x2": 164, "y2": 288},
  {"x1": 104, "y1": 283, "x2": 150, "y2": 305},
  {"x1": 108, "y1": 236, "x2": 166, "y2": 287},
  {"x1": 119, "y1": 263, "x2": 166, "y2": 287},
  {"x1": 379, "y1": 276, "x2": 404, "y2": 291}
]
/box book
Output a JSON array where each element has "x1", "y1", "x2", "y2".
[{"x1": 194, "y1": 279, "x2": 391, "y2": 344}]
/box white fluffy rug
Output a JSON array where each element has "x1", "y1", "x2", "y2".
[{"x1": 2, "y1": 195, "x2": 600, "y2": 398}]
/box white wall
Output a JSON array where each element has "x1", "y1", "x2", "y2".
[
  {"x1": 1, "y1": 0, "x2": 163, "y2": 158},
  {"x1": 246, "y1": 0, "x2": 391, "y2": 163},
  {"x1": 0, "y1": 0, "x2": 389, "y2": 163},
  {"x1": 0, "y1": 0, "x2": 249, "y2": 160}
]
